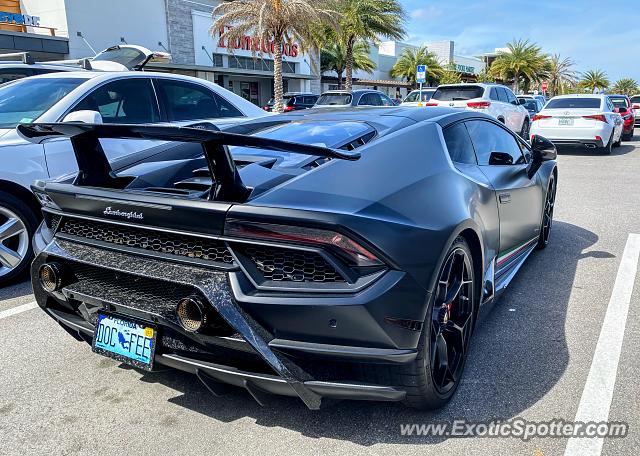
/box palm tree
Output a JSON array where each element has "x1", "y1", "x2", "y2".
[
  {"x1": 490, "y1": 39, "x2": 549, "y2": 93},
  {"x1": 438, "y1": 62, "x2": 462, "y2": 85},
  {"x1": 390, "y1": 46, "x2": 443, "y2": 88},
  {"x1": 611, "y1": 78, "x2": 639, "y2": 96},
  {"x1": 211, "y1": 0, "x2": 336, "y2": 113},
  {"x1": 476, "y1": 66, "x2": 496, "y2": 83},
  {"x1": 547, "y1": 54, "x2": 577, "y2": 96},
  {"x1": 337, "y1": 0, "x2": 406, "y2": 90},
  {"x1": 579, "y1": 69, "x2": 610, "y2": 93},
  {"x1": 321, "y1": 41, "x2": 375, "y2": 89}
]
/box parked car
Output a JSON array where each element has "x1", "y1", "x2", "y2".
[
  {"x1": 518, "y1": 96, "x2": 544, "y2": 117},
  {"x1": 427, "y1": 83, "x2": 530, "y2": 138},
  {"x1": 314, "y1": 89, "x2": 395, "y2": 108},
  {"x1": 26, "y1": 106, "x2": 557, "y2": 410},
  {"x1": 521, "y1": 94, "x2": 547, "y2": 106},
  {"x1": 631, "y1": 95, "x2": 640, "y2": 127},
  {"x1": 529, "y1": 94, "x2": 624, "y2": 154},
  {"x1": 0, "y1": 70, "x2": 268, "y2": 286},
  {"x1": 608, "y1": 94, "x2": 635, "y2": 140},
  {"x1": 401, "y1": 88, "x2": 436, "y2": 106},
  {"x1": 262, "y1": 93, "x2": 319, "y2": 112}
]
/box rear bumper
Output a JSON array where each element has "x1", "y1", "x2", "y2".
[
  {"x1": 543, "y1": 138, "x2": 605, "y2": 148},
  {"x1": 530, "y1": 123, "x2": 612, "y2": 145},
  {"x1": 31, "y1": 234, "x2": 422, "y2": 409}
]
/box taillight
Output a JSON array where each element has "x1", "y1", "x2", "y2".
[
  {"x1": 583, "y1": 114, "x2": 608, "y2": 123},
  {"x1": 467, "y1": 101, "x2": 491, "y2": 109},
  {"x1": 425, "y1": 102, "x2": 439, "y2": 106},
  {"x1": 225, "y1": 220, "x2": 384, "y2": 267},
  {"x1": 531, "y1": 114, "x2": 551, "y2": 122},
  {"x1": 283, "y1": 106, "x2": 294, "y2": 112},
  {"x1": 633, "y1": 104, "x2": 640, "y2": 110}
]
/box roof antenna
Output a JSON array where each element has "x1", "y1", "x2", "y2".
[
  {"x1": 158, "y1": 41, "x2": 170, "y2": 53},
  {"x1": 76, "y1": 31, "x2": 97, "y2": 56},
  {"x1": 120, "y1": 37, "x2": 128, "y2": 44}
]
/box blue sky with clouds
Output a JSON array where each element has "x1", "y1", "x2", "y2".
[{"x1": 403, "y1": 0, "x2": 640, "y2": 82}]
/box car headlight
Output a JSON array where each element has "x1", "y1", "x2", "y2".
[{"x1": 623, "y1": 114, "x2": 633, "y2": 120}]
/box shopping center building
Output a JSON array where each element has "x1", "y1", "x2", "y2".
[{"x1": 14, "y1": 0, "x2": 318, "y2": 107}]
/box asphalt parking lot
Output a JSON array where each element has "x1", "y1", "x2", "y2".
[{"x1": 1, "y1": 139, "x2": 640, "y2": 456}]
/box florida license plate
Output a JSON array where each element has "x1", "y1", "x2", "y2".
[
  {"x1": 559, "y1": 118, "x2": 574, "y2": 126},
  {"x1": 92, "y1": 313, "x2": 157, "y2": 370}
]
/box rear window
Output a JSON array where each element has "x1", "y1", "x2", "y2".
[
  {"x1": 404, "y1": 90, "x2": 434, "y2": 103},
  {"x1": 231, "y1": 121, "x2": 374, "y2": 166},
  {"x1": 432, "y1": 85, "x2": 484, "y2": 101},
  {"x1": 631, "y1": 96, "x2": 640, "y2": 104},
  {"x1": 545, "y1": 98, "x2": 602, "y2": 109},
  {"x1": 316, "y1": 93, "x2": 352, "y2": 106}
]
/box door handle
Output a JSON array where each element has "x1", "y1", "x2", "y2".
[{"x1": 499, "y1": 193, "x2": 511, "y2": 204}]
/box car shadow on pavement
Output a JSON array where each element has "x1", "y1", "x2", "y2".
[
  {"x1": 557, "y1": 143, "x2": 635, "y2": 156},
  {"x1": 137, "y1": 221, "x2": 611, "y2": 445},
  {"x1": 0, "y1": 279, "x2": 33, "y2": 302}
]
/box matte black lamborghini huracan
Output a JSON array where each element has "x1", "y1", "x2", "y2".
[{"x1": 23, "y1": 106, "x2": 557, "y2": 410}]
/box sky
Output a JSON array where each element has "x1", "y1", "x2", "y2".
[{"x1": 403, "y1": 0, "x2": 640, "y2": 83}]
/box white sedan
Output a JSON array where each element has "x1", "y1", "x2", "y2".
[
  {"x1": 0, "y1": 69, "x2": 267, "y2": 285},
  {"x1": 530, "y1": 94, "x2": 624, "y2": 154}
]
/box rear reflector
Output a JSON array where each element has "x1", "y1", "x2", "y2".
[
  {"x1": 531, "y1": 114, "x2": 551, "y2": 122},
  {"x1": 225, "y1": 220, "x2": 383, "y2": 267},
  {"x1": 583, "y1": 114, "x2": 608, "y2": 123},
  {"x1": 595, "y1": 135, "x2": 602, "y2": 142},
  {"x1": 467, "y1": 101, "x2": 491, "y2": 109}
]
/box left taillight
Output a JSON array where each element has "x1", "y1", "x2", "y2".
[{"x1": 224, "y1": 220, "x2": 384, "y2": 267}]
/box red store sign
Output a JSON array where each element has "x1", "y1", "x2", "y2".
[{"x1": 216, "y1": 26, "x2": 300, "y2": 58}]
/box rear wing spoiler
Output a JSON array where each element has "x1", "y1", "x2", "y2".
[{"x1": 17, "y1": 123, "x2": 360, "y2": 202}]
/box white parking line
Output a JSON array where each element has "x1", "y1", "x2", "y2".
[
  {"x1": 564, "y1": 233, "x2": 640, "y2": 456},
  {"x1": 0, "y1": 301, "x2": 38, "y2": 320}
]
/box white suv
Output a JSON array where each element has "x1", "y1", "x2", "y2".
[{"x1": 428, "y1": 83, "x2": 530, "y2": 137}]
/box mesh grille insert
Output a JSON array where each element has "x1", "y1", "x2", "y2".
[
  {"x1": 238, "y1": 244, "x2": 345, "y2": 283},
  {"x1": 58, "y1": 218, "x2": 234, "y2": 264}
]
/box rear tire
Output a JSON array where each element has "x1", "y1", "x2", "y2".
[
  {"x1": 536, "y1": 175, "x2": 556, "y2": 250},
  {"x1": 0, "y1": 191, "x2": 39, "y2": 286},
  {"x1": 622, "y1": 132, "x2": 633, "y2": 141},
  {"x1": 395, "y1": 237, "x2": 477, "y2": 410},
  {"x1": 519, "y1": 118, "x2": 530, "y2": 140},
  {"x1": 600, "y1": 134, "x2": 613, "y2": 154}
]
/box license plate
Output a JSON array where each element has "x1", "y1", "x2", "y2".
[
  {"x1": 559, "y1": 118, "x2": 574, "y2": 126},
  {"x1": 92, "y1": 313, "x2": 157, "y2": 370}
]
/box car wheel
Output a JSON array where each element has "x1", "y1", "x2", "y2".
[
  {"x1": 600, "y1": 134, "x2": 613, "y2": 155},
  {"x1": 0, "y1": 191, "x2": 38, "y2": 286},
  {"x1": 536, "y1": 175, "x2": 556, "y2": 250},
  {"x1": 613, "y1": 131, "x2": 622, "y2": 148},
  {"x1": 398, "y1": 237, "x2": 477, "y2": 409},
  {"x1": 519, "y1": 118, "x2": 530, "y2": 139}
]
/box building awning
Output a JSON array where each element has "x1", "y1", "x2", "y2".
[
  {"x1": 0, "y1": 30, "x2": 68, "y2": 58},
  {"x1": 148, "y1": 62, "x2": 317, "y2": 80}
]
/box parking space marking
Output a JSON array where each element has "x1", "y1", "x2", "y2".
[
  {"x1": 0, "y1": 301, "x2": 38, "y2": 320},
  {"x1": 564, "y1": 233, "x2": 640, "y2": 456}
]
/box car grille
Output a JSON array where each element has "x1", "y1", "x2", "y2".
[
  {"x1": 57, "y1": 217, "x2": 234, "y2": 264},
  {"x1": 237, "y1": 244, "x2": 345, "y2": 283}
]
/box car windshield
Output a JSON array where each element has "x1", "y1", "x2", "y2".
[
  {"x1": 0, "y1": 77, "x2": 87, "y2": 128},
  {"x1": 545, "y1": 98, "x2": 602, "y2": 109},
  {"x1": 432, "y1": 86, "x2": 484, "y2": 101},
  {"x1": 404, "y1": 91, "x2": 434, "y2": 102},
  {"x1": 231, "y1": 121, "x2": 373, "y2": 166},
  {"x1": 315, "y1": 93, "x2": 352, "y2": 106}
]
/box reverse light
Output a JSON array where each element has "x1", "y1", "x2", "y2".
[
  {"x1": 531, "y1": 114, "x2": 551, "y2": 122},
  {"x1": 583, "y1": 114, "x2": 608, "y2": 123},
  {"x1": 467, "y1": 101, "x2": 491, "y2": 109},
  {"x1": 225, "y1": 220, "x2": 384, "y2": 267}
]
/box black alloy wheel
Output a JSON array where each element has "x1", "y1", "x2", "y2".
[
  {"x1": 429, "y1": 246, "x2": 475, "y2": 394},
  {"x1": 537, "y1": 176, "x2": 556, "y2": 249}
]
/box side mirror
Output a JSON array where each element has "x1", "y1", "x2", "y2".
[
  {"x1": 488, "y1": 151, "x2": 514, "y2": 165},
  {"x1": 62, "y1": 110, "x2": 103, "y2": 124},
  {"x1": 618, "y1": 107, "x2": 628, "y2": 114},
  {"x1": 527, "y1": 135, "x2": 557, "y2": 178},
  {"x1": 518, "y1": 99, "x2": 527, "y2": 105}
]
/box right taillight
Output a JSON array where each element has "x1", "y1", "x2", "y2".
[
  {"x1": 583, "y1": 114, "x2": 608, "y2": 123},
  {"x1": 531, "y1": 114, "x2": 551, "y2": 122},
  {"x1": 225, "y1": 220, "x2": 384, "y2": 267},
  {"x1": 467, "y1": 101, "x2": 491, "y2": 109}
]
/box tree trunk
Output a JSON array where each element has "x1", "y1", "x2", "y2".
[
  {"x1": 337, "y1": 70, "x2": 343, "y2": 90},
  {"x1": 273, "y1": 41, "x2": 284, "y2": 113},
  {"x1": 345, "y1": 37, "x2": 354, "y2": 91},
  {"x1": 513, "y1": 72, "x2": 519, "y2": 94}
]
